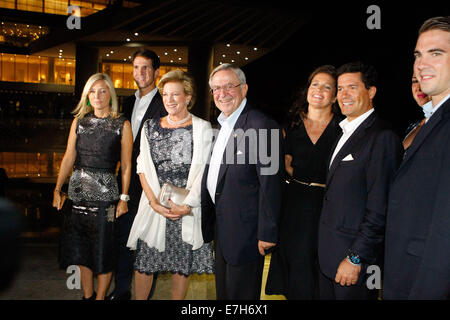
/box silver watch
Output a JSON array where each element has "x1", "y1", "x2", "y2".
[{"x1": 119, "y1": 194, "x2": 130, "y2": 202}]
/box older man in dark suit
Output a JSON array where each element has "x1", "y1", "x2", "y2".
[
  {"x1": 318, "y1": 62, "x2": 403, "y2": 300},
  {"x1": 201, "y1": 63, "x2": 283, "y2": 300},
  {"x1": 384, "y1": 16, "x2": 450, "y2": 300},
  {"x1": 108, "y1": 49, "x2": 167, "y2": 300}
]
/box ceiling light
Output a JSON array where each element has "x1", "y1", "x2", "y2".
[
  {"x1": 245, "y1": 57, "x2": 248, "y2": 60},
  {"x1": 126, "y1": 38, "x2": 130, "y2": 42},
  {"x1": 164, "y1": 52, "x2": 168, "y2": 55},
  {"x1": 178, "y1": 57, "x2": 181, "y2": 61},
  {"x1": 226, "y1": 44, "x2": 230, "y2": 47},
  {"x1": 106, "y1": 53, "x2": 109, "y2": 57},
  {"x1": 231, "y1": 59, "x2": 235, "y2": 63},
  {"x1": 253, "y1": 47, "x2": 258, "y2": 51},
  {"x1": 110, "y1": 50, "x2": 114, "y2": 54},
  {"x1": 173, "y1": 48, "x2": 177, "y2": 52},
  {"x1": 222, "y1": 54, "x2": 226, "y2": 57},
  {"x1": 134, "y1": 32, "x2": 138, "y2": 36},
  {"x1": 236, "y1": 51, "x2": 240, "y2": 54}
]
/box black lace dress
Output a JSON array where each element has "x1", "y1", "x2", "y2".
[
  {"x1": 59, "y1": 112, "x2": 126, "y2": 274},
  {"x1": 134, "y1": 119, "x2": 214, "y2": 276}
]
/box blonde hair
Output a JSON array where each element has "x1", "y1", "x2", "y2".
[
  {"x1": 157, "y1": 69, "x2": 196, "y2": 110},
  {"x1": 72, "y1": 73, "x2": 120, "y2": 119}
]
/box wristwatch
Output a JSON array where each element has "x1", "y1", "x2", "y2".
[
  {"x1": 119, "y1": 194, "x2": 130, "y2": 202},
  {"x1": 346, "y1": 249, "x2": 361, "y2": 266}
]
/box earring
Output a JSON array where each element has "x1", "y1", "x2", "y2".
[
  {"x1": 186, "y1": 101, "x2": 190, "y2": 105},
  {"x1": 87, "y1": 98, "x2": 91, "y2": 107}
]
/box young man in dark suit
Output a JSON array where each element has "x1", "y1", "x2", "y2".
[
  {"x1": 201, "y1": 64, "x2": 283, "y2": 300},
  {"x1": 318, "y1": 62, "x2": 403, "y2": 300},
  {"x1": 383, "y1": 16, "x2": 450, "y2": 300},
  {"x1": 108, "y1": 49, "x2": 167, "y2": 300}
]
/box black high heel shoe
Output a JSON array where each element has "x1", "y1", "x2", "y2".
[{"x1": 82, "y1": 291, "x2": 96, "y2": 300}]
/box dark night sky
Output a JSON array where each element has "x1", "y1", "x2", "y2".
[{"x1": 242, "y1": 1, "x2": 447, "y2": 135}]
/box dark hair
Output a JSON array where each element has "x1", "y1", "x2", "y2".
[
  {"x1": 336, "y1": 61, "x2": 378, "y2": 89},
  {"x1": 288, "y1": 65, "x2": 339, "y2": 128},
  {"x1": 131, "y1": 48, "x2": 160, "y2": 70},
  {"x1": 419, "y1": 16, "x2": 450, "y2": 35}
]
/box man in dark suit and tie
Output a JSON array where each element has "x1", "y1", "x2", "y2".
[
  {"x1": 201, "y1": 63, "x2": 283, "y2": 300},
  {"x1": 318, "y1": 62, "x2": 403, "y2": 300},
  {"x1": 108, "y1": 48, "x2": 167, "y2": 300},
  {"x1": 383, "y1": 16, "x2": 450, "y2": 300}
]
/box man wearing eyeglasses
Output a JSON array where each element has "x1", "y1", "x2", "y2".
[{"x1": 201, "y1": 63, "x2": 283, "y2": 300}]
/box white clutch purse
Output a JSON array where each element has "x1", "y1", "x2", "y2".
[{"x1": 158, "y1": 182, "x2": 189, "y2": 208}]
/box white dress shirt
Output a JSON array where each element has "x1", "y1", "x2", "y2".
[
  {"x1": 131, "y1": 87, "x2": 158, "y2": 141},
  {"x1": 329, "y1": 108, "x2": 375, "y2": 168},
  {"x1": 423, "y1": 94, "x2": 450, "y2": 124},
  {"x1": 207, "y1": 98, "x2": 247, "y2": 204}
]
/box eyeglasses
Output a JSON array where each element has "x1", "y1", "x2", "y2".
[{"x1": 210, "y1": 83, "x2": 242, "y2": 94}]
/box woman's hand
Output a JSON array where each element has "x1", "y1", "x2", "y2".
[
  {"x1": 116, "y1": 200, "x2": 129, "y2": 218},
  {"x1": 167, "y1": 199, "x2": 191, "y2": 217},
  {"x1": 52, "y1": 190, "x2": 65, "y2": 211},
  {"x1": 150, "y1": 199, "x2": 181, "y2": 221}
]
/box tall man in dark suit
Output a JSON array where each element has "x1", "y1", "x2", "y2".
[
  {"x1": 383, "y1": 16, "x2": 450, "y2": 300},
  {"x1": 201, "y1": 64, "x2": 283, "y2": 299},
  {"x1": 318, "y1": 62, "x2": 403, "y2": 300},
  {"x1": 108, "y1": 49, "x2": 167, "y2": 300}
]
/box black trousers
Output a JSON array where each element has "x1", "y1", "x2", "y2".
[
  {"x1": 113, "y1": 201, "x2": 137, "y2": 294},
  {"x1": 318, "y1": 268, "x2": 379, "y2": 300},
  {"x1": 214, "y1": 237, "x2": 265, "y2": 300}
]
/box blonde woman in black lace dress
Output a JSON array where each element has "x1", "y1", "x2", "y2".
[{"x1": 53, "y1": 73, "x2": 133, "y2": 300}]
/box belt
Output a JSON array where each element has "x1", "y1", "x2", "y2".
[{"x1": 286, "y1": 178, "x2": 326, "y2": 188}]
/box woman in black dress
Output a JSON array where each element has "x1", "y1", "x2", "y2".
[
  {"x1": 266, "y1": 65, "x2": 342, "y2": 299},
  {"x1": 53, "y1": 73, "x2": 133, "y2": 300}
]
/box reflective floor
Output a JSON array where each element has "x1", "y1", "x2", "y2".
[{"x1": 0, "y1": 241, "x2": 285, "y2": 300}]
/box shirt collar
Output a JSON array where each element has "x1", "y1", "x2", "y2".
[
  {"x1": 339, "y1": 108, "x2": 374, "y2": 135},
  {"x1": 217, "y1": 98, "x2": 247, "y2": 128},
  {"x1": 135, "y1": 87, "x2": 158, "y2": 101},
  {"x1": 423, "y1": 93, "x2": 450, "y2": 121}
]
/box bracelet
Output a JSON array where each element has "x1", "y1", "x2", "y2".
[
  {"x1": 54, "y1": 188, "x2": 61, "y2": 192},
  {"x1": 148, "y1": 197, "x2": 156, "y2": 205}
]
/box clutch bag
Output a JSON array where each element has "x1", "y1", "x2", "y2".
[{"x1": 158, "y1": 182, "x2": 189, "y2": 208}]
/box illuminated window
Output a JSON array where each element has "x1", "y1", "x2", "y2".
[
  {"x1": 102, "y1": 62, "x2": 187, "y2": 89},
  {"x1": 0, "y1": 0, "x2": 109, "y2": 16},
  {"x1": 0, "y1": 53, "x2": 75, "y2": 85}
]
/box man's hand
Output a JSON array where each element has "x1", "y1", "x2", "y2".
[
  {"x1": 258, "y1": 240, "x2": 276, "y2": 256},
  {"x1": 335, "y1": 258, "x2": 361, "y2": 286}
]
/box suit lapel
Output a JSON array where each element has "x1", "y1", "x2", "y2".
[
  {"x1": 215, "y1": 104, "x2": 250, "y2": 192},
  {"x1": 400, "y1": 99, "x2": 449, "y2": 168},
  {"x1": 326, "y1": 112, "x2": 376, "y2": 186},
  {"x1": 137, "y1": 92, "x2": 163, "y2": 137}
]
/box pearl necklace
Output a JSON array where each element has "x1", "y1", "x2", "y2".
[{"x1": 167, "y1": 112, "x2": 191, "y2": 126}]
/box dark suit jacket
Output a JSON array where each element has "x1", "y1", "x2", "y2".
[
  {"x1": 318, "y1": 112, "x2": 403, "y2": 281},
  {"x1": 201, "y1": 102, "x2": 284, "y2": 266},
  {"x1": 121, "y1": 91, "x2": 166, "y2": 207},
  {"x1": 384, "y1": 98, "x2": 450, "y2": 299}
]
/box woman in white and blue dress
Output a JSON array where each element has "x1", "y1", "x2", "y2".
[{"x1": 127, "y1": 69, "x2": 214, "y2": 300}]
